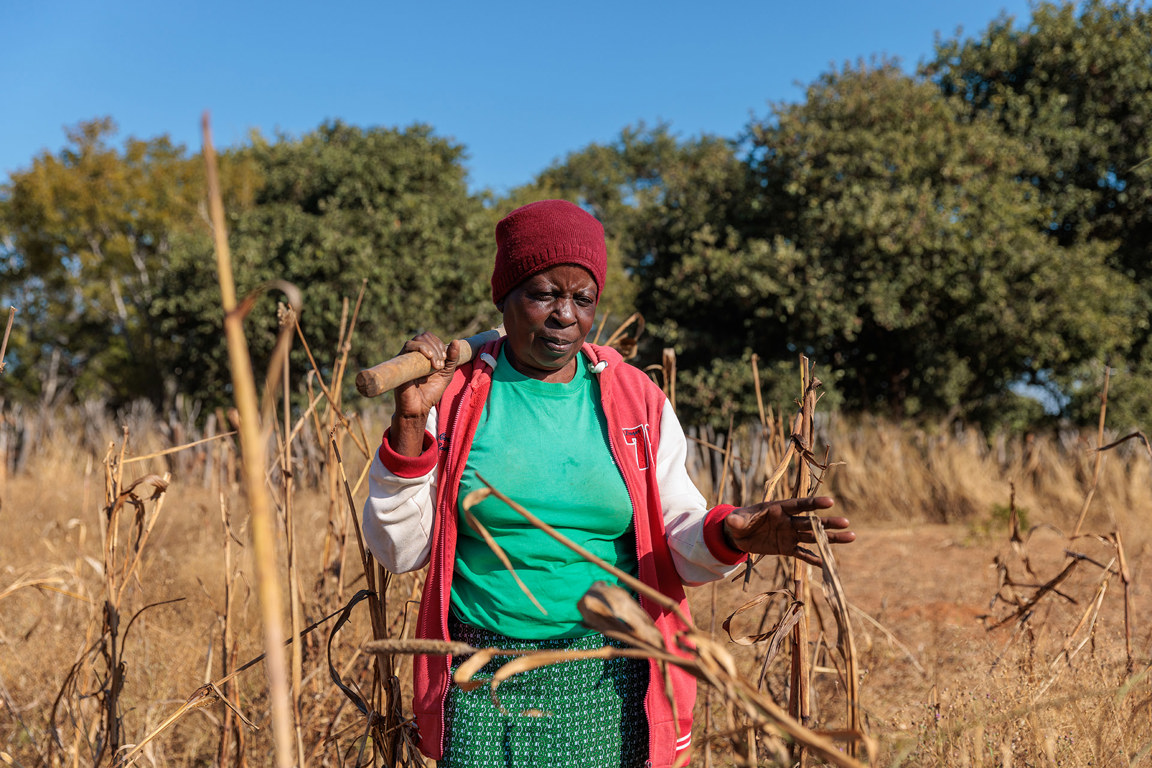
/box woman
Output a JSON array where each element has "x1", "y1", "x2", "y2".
[{"x1": 363, "y1": 199, "x2": 855, "y2": 768}]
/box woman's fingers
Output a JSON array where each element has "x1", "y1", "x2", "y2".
[
  {"x1": 444, "y1": 338, "x2": 464, "y2": 369},
  {"x1": 402, "y1": 331, "x2": 448, "y2": 369},
  {"x1": 725, "y1": 498, "x2": 856, "y2": 562},
  {"x1": 777, "y1": 496, "x2": 835, "y2": 515},
  {"x1": 818, "y1": 515, "x2": 852, "y2": 530},
  {"x1": 793, "y1": 526, "x2": 858, "y2": 544},
  {"x1": 793, "y1": 547, "x2": 822, "y2": 567},
  {"x1": 393, "y1": 333, "x2": 460, "y2": 421},
  {"x1": 789, "y1": 514, "x2": 857, "y2": 542}
]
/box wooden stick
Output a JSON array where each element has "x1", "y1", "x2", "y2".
[{"x1": 355, "y1": 327, "x2": 504, "y2": 397}]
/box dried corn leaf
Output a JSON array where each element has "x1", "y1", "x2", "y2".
[
  {"x1": 722, "y1": 590, "x2": 801, "y2": 646},
  {"x1": 577, "y1": 581, "x2": 664, "y2": 652},
  {"x1": 365, "y1": 639, "x2": 477, "y2": 657}
]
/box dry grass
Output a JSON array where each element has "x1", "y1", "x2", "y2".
[
  {"x1": 2, "y1": 304, "x2": 1151, "y2": 768},
  {"x1": 2, "y1": 394, "x2": 1149, "y2": 766}
]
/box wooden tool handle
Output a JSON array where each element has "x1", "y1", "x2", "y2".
[{"x1": 355, "y1": 328, "x2": 504, "y2": 397}]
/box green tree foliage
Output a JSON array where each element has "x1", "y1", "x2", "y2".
[
  {"x1": 741, "y1": 63, "x2": 1133, "y2": 420},
  {"x1": 929, "y1": 0, "x2": 1152, "y2": 278},
  {"x1": 512, "y1": 124, "x2": 744, "y2": 323},
  {"x1": 0, "y1": 118, "x2": 219, "y2": 405},
  {"x1": 927, "y1": 0, "x2": 1152, "y2": 427},
  {"x1": 153, "y1": 121, "x2": 497, "y2": 406},
  {"x1": 7, "y1": 2, "x2": 1147, "y2": 431},
  {"x1": 528, "y1": 125, "x2": 767, "y2": 421},
  {"x1": 2, "y1": 119, "x2": 496, "y2": 410},
  {"x1": 532, "y1": 68, "x2": 1135, "y2": 427}
]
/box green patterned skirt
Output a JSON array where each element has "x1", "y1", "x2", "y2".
[{"x1": 441, "y1": 617, "x2": 649, "y2": 768}]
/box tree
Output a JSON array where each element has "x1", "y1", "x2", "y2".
[
  {"x1": 0, "y1": 118, "x2": 224, "y2": 406},
  {"x1": 737, "y1": 63, "x2": 1134, "y2": 421},
  {"x1": 526, "y1": 125, "x2": 763, "y2": 420},
  {"x1": 519, "y1": 123, "x2": 746, "y2": 323},
  {"x1": 2, "y1": 119, "x2": 496, "y2": 412},
  {"x1": 153, "y1": 121, "x2": 498, "y2": 407},
  {"x1": 927, "y1": 0, "x2": 1152, "y2": 426},
  {"x1": 548, "y1": 67, "x2": 1135, "y2": 426}
]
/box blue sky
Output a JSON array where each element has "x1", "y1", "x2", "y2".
[{"x1": 3, "y1": 0, "x2": 1035, "y2": 195}]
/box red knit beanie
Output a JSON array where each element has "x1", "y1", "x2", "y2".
[{"x1": 491, "y1": 199, "x2": 607, "y2": 305}]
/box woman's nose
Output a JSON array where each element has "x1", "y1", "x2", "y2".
[{"x1": 552, "y1": 299, "x2": 575, "y2": 323}]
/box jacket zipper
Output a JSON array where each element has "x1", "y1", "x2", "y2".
[
  {"x1": 595, "y1": 356, "x2": 658, "y2": 764},
  {"x1": 436, "y1": 374, "x2": 472, "y2": 731},
  {"x1": 436, "y1": 352, "x2": 494, "y2": 740}
]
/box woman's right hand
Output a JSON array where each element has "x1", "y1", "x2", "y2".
[{"x1": 390, "y1": 332, "x2": 463, "y2": 456}]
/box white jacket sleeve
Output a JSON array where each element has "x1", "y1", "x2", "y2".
[
  {"x1": 362, "y1": 408, "x2": 439, "y2": 574},
  {"x1": 657, "y1": 400, "x2": 746, "y2": 586}
]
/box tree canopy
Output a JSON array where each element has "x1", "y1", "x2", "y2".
[
  {"x1": 2, "y1": 119, "x2": 497, "y2": 409},
  {"x1": 3, "y1": 1, "x2": 1148, "y2": 431},
  {"x1": 739, "y1": 63, "x2": 1132, "y2": 420},
  {"x1": 0, "y1": 118, "x2": 217, "y2": 404},
  {"x1": 152, "y1": 121, "x2": 498, "y2": 406},
  {"x1": 926, "y1": 0, "x2": 1152, "y2": 427}
]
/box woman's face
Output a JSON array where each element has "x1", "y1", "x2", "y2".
[{"x1": 500, "y1": 264, "x2": 599, "y2": 383}]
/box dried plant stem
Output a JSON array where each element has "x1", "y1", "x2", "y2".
[
  {"x1": 988, "y1": 558, "x2": 1081, "y2": 631},
  {"x1": 118, "y1": 590, "x2": 378, "y2": 768},
  {"x1": 762, "y1": 440, "x2": 798, "y2": 503},
  {"x1": 114, "y1": 474, "x2": 170, "y2": 606},
  {"x1": 203, "y1": 112, "x2": 295, "y2": 768},
  {"x1": 292, "y1": 316, "x2": 369, "y2": 457},
  {"x1": 1072, "y1": 367, "x2": 1110, "y2": 536},
  {"x1": 716, "y1": 416, "x2": 735, "y2": 505},
  {"x1": 811, "y1": 515, "x2": 864, "y2": 759},
  {"x1": 281, "y1": 344, "x2": 307, "y2": 768},
  {"x1": 330, "y1": 284, "x2": 368, "y2": 421},
  {"x1": 704, "y1": 581, "x2": 718, "y2": 768},
  {"x1": 703, "y1": 412, "x2": 734, "y2": 768},
  {"x1": 122, "y1": 431, "x2": 238, "y2": 465},
  {"x1": 790, "y1": 357, "x2": 815, "y2": 748},
  {"x1": 468, "y1": 478, "x2": 689, "y2": 625},
  {"x1": 751, "y1": 353, "x2": 767, "y2": 429},
  {"x1": 329, "y1": 307, "x2": 352, "y2": 601},
  {"x1": 1113, "y1": 531, "x2": 1134, "y2": 671},
  {"x1": 0, "y1": 306, "x2": 15, "y2": 375},
  {"x1": 330, "y1": 437, "x2": 408, "y2": 764},
  {"x1": 217, "y1": 494, "x2": 242, "y2": 768}
]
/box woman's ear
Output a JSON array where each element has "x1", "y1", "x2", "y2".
[{"x1": 496, "y1": 300, "x2": 505, "y2": 312}]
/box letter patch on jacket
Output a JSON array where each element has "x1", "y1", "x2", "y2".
[{"x1": 622, "y1": 425, "x2": 652, "y2": 471}]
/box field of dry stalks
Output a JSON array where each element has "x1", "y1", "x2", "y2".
[
  {"x1": 1, "y1": 390, "x2": 1150, "y2": 767},
  {"x1": 4, "y1": 124, "x2": 1150, "y2": 767}
]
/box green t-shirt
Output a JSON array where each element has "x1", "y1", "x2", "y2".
[{"x1": 452, "y1": 347, "x2": 638, "y2": 639}]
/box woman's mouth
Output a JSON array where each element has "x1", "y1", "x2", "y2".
[{"x1": 540, "y1": 337, "x2": 574, "y2": 353}]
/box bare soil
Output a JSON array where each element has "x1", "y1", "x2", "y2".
[
  {"x1": 695, "y1": 522, "x2": 1152, "y2": 765},
  {"x1": 3, "y1": 462, "x2": 1150, "y2": 766}
]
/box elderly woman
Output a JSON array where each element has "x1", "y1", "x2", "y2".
[{"x1": 363, "y1": 199, "x2": 855, "y2": 768}]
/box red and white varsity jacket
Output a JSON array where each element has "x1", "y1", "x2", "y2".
[{"x1": 363, "y1": 340, "x2": 747, "y2": 767}]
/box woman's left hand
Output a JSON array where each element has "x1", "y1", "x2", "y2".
[{"x1": 724, "y1": 496, "x2": 855, "y2": 566}]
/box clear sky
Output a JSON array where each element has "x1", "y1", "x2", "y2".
[{"x1": 2, "y1": 0, "x2": 1035, "y2": 195}]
